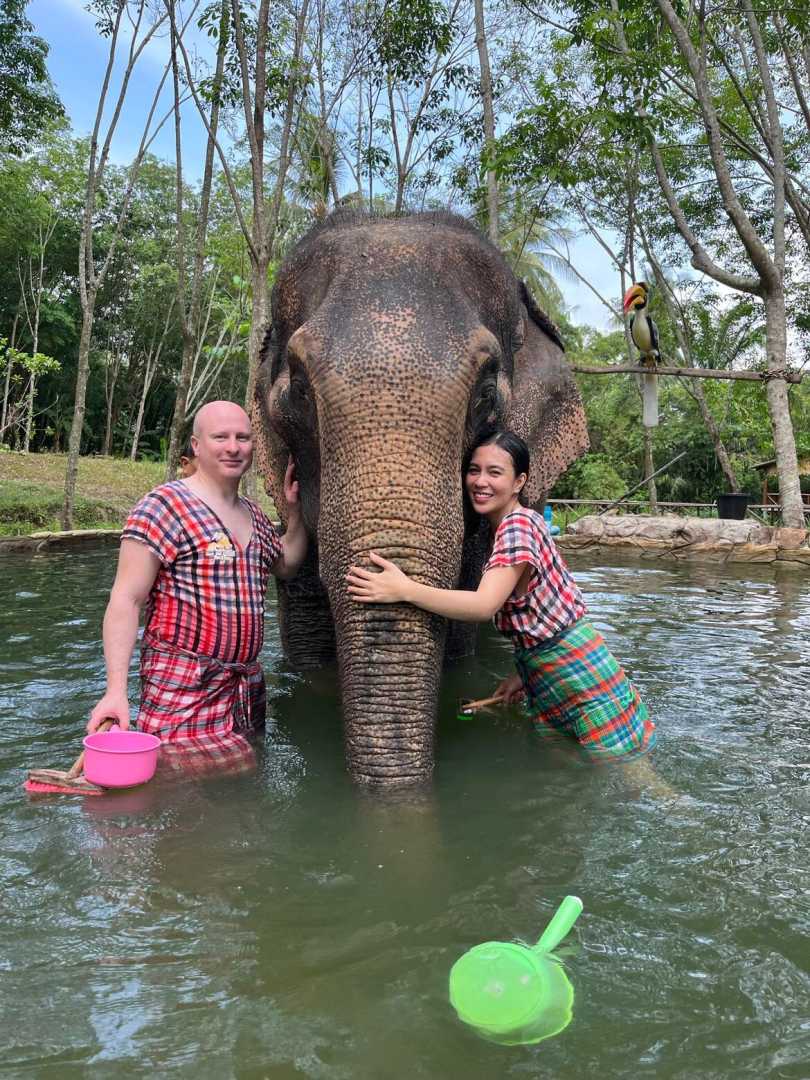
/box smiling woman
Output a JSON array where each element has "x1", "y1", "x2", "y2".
[{"x1": 348, "y1": 427, "x2": 656, "y2": 764}]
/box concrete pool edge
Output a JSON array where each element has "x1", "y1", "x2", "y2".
[{"x1": 0, "y1": 528, "x2": 122, "y2": 553}]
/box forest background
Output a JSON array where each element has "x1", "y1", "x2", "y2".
[{"x1": 1, "y1": 0, "x2": 809, "y2": 533}]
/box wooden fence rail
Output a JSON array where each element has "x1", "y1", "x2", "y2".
[{"x1": 546, "y1": 499, "x2": 808, "y2": 524}]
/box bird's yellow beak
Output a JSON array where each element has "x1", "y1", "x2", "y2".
[{"x1": 623, "y1": 284, "x2": 645, "y2": 313}]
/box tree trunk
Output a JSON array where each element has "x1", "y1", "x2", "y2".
[
  {"x1": 1, "y1": 359, "x2": 11, "y2": 440},
  {"x1": 102, "y1": 356, "x2": 120, "y2": 456},
  {"x1": 687, "y1": 379, "x2": 738, "y2": 490},
  {"x1": 23, "y1": 373, "x2": 36, "y2": 453},
  {"x1": 62, "y1": 299, "x2": 95, "y2": 529},
  {"x1": 474, "y1": 0, "x2": 498, "y2": 245},
  {"x1": 763, "y1": 291, "x2": 804, "y2": 527},
  {"x1": 1, "y1": 311, "x2": 19, "y2": 440},
  {"x1": 130, "y1": 354, "x2": 155, "y2": 461},
  {"x1": 165, "y1": 2, "x2": 194, "y2": 481},
  {"x1": 23, "y1": 274, "x2": 39, "y2": 453}
]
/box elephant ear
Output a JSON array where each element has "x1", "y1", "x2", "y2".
[{"x1": 506, "y1": 281, "x2": 589, "y2": 505}]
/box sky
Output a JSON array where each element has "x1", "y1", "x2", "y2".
[{"x1": 29, "y1": 0, "x2": 620, "y2": 330}]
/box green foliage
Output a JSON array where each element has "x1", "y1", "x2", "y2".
[
  {"x1": 2, "y1": 0, "x2": 804, "y2": 520},
  {"x1": 369, "y1": 0, "x2": 454, "y2": 85},
  {"x1": 556, "y1": 454, "x2": 626, "y2": 500},
  {"x1": 0, "y1": 0, "x2": 63, "y2": 155}
]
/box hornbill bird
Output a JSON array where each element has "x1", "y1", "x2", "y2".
[{"x1": 623, "y1": 281, "x2": 659, "y2": 427}]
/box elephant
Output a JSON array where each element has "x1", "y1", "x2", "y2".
[{"x1": 252, "y1": 210, "x2": 589, "y2": 786}]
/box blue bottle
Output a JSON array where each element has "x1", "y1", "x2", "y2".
[{"x1": 543, "y1": 503, "x2": 561, "y2": 536}]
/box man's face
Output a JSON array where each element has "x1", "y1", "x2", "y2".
[{"x1": 191, "y1": 410, "x2": 254, "y2": 482}]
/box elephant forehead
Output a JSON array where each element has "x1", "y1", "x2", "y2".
[
  {"x1": 275, "y1": 220, "x2": 520, "y2": 336},
  {"x1": 300, "y1": 304, "x2": 484, "y2": 387}
]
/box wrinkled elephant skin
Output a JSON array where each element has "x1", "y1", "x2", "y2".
[{"x1": 253, "y1": 211, "x2": 588, "y2": 785}]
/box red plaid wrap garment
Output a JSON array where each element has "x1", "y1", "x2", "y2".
[
  {"x1": 121, "y1": 481, "x2": 282, "y2": 757},
  {"x1": 483, "y1": 507, "x2": 587, "y2": 648}
]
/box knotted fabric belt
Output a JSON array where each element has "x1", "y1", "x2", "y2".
[{"x1": 142, "y1": 631, "x2": 259, "y2": 735}]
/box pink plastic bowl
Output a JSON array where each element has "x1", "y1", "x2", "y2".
[{"x1": 82, "y1": 729, "x2": 161, "y2": 788}]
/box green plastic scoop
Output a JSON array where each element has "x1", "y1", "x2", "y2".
[{"x1": 449, "y1": 895, "x2": 583, "y2": 1045}]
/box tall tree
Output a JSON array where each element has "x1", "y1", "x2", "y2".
[
  {"x1": 164, "y1": 0, "x2": 229, "y2": 480},
  {"x1": 61, "y1": 0, "x2": 172, "y2": 529},
  {"x1": 496, "y1": 0, "x2": 807, "y2": 525},
  {"x1": 473, "y1": 0, "x2": 498, "y2": 242},
  {"x1": 173, "y1": 0, "x2": 311, "y2": 431},
  {"x1": 645, "y1": 0, "x2": 804, "y2": 526}
]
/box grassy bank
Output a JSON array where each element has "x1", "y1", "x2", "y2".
[
  {"x1": 0, "y1": 453, "x2": 165, "y2": 535},
  {"x1": 0, "y1": 452, "x2": 275, "y2": 536}
]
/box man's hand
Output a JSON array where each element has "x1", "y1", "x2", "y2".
[
  {"x1": 346, "y1": 551, "x2": 412, "y2": 604},
  {"x1": 494, "y1": 672, "x2": 525, "y2": 705},
  {"x1": 272, "y1": 457, "x2": 308, "y2": 580},
  {"x1": 283, "y1": 455, "x2": 300, "y2": 506},
  {"x1": 87, "y1": 691, "x2": 131, "y2": 733}
]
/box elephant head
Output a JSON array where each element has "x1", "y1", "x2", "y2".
[{"x1": 253, "y1": 211, "x2": 588, "y2": 785}]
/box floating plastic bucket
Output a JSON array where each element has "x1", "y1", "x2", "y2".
[
  {"x1": 82, "y1": 729, "x2": 160, "y2": 788},
  {"x1": 449, "y1": 895, "x2": 582, "y2": 1045}
]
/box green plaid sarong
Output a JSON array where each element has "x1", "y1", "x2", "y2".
[{"x1": 514, "y1": 618, "x2": 656, "y2": 762}]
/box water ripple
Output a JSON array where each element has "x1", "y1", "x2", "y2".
[{"x1": 0, "y1": 547, "x2": 808, "y2": 1077}]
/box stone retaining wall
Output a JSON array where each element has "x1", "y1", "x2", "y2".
[
  {"x1": 3, "y1": 516, "x2": 810, "y2": 567},
  {"x1": 559, "y1": 514, "x2": 810, "y2": 567}
]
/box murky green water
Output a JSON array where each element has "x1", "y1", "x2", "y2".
[{"x1": 1, "y1": 546, "x2": 809, "y2": 1078}]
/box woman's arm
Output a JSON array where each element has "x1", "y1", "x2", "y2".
[{"x1": 346, "y1": 551, "x2": 524, "y2": 622}]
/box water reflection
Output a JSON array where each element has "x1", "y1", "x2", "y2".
[{"x1": 1, "y1": 547, "x2": 809, "y2": 1076}]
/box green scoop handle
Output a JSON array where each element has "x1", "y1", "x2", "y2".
[{"x1": 534, "y1": 895, "x2": 583, "y2": 954}]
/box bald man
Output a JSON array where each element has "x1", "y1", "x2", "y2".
[{"x1": 87, "y1": 401, "x2": 307, "y2": 762}]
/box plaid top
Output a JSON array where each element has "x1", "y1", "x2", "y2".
[
  {"x1": 123, "y1": 481, "x2": 282, "y2": 664},
  {"x1": 483, "y1": 507, "x2": 586, "y2": 650},
  {"x1": 121, "y1": 482, "x2": 283, "y2": 744}
]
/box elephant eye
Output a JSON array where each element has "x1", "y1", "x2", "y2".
[
  {"x1": 475, "y1": 382, "x2": 496, "y2": 410},
  {"x1": 288, "y1": 368, "x2": 316, "y2": 418},
  {"x1": 471, "y1": 359, "x2": 500, "y2": 415}
]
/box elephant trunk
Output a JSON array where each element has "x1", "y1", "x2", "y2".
[
  {"x1": 319, "y1": 436, "x2": 465, "y2": 784},
  {"x1": 338, "y1": 603, "x2": 446, "y2": 783}
]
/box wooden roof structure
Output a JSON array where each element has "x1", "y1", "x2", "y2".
[{"x1": 752, "y1": 456, "x2": 810, "y2": 505}]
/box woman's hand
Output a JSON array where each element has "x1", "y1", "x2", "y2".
[
  {"x1": 494, "y1": 672, "x2": 525, "y2": 705},
  {"x1": 346, "y1": 551, "x2": 413, "y2": 604}
]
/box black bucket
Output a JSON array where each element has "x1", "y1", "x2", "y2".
[{"x1": 716, "y1": 493, "x2": 750, "y2": 520}]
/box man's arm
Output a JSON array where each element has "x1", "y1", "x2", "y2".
[
  {"x1": 272, "y1": 505, "x2": 308, "y2": 581},
  {"x1": 87, "y1": 539, "x2": 161, "y2": 733},
  {"x1": 271, "y1": 456, "x2": 308, "y2": 581}
]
